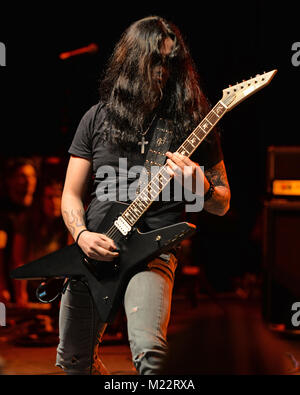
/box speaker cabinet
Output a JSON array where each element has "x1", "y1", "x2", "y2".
[
  {"x1": 262, "y1": 199, "x2": 300, "y2": 327},
  {"x1": 266, "y1": 146, "x2": 300, "y2": 196}
]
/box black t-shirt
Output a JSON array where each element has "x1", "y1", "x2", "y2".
[{"x1": 68, "y1": 102, "x2": 223, "y2": 231}]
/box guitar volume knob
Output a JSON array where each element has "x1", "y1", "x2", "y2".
[{"x1": 113, "y1": 263, "x2": 119, "y2": 271}]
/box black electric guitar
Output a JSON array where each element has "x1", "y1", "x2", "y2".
[{"x1": 11, "y1": 70, "x2": 277, "y2": 322}]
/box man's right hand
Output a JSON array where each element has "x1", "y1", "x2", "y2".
[{"x1": 77, "y1": 231, "x2": 119, "y2": 261}]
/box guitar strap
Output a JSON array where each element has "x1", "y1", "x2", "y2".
[
  {"x1": 136, "y1": 117, "x2": 174, "y2": 196},
  {"x1": 135, "y1": 117, "x2": 180, "y2": 259}
]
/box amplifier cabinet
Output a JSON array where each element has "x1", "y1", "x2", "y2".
[{"x1": 262, "y1": 199, "x2": 300, "y2": 326}]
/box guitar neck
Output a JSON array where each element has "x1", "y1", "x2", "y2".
[
  {"x1": 121, "y1": 100, "x2": 228, "y2": 226},
  {"x1": 119, "y1": 69, "x2": 278, "y2": 226},
  {"x1": 176, "y1": 101, "x2": 227, "y2": 157}
]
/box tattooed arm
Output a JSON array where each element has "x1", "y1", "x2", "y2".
[
  {"x1": 166, "y1": 153, "x2": 230, "y2": 216},
  {"x1": 61, "y1": 156, "x2": 118, "y2": 261},
  {"x1": 61, "y1": 156, "x2": 91, "y2": 240},
  {"x1": 203, "y1": 160, "x2": 231, "y2": 216}
]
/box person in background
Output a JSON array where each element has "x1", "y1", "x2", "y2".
[
  {"x1": 25, "y1": 179, "x2": 69, "y2": 302},
  {"x1": 0, "y1": 158, "x2": 38, "y2": 305}
]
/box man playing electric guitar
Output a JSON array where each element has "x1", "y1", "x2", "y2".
[{"x1": 56, "y1": 16, "x2": 230, "y2": 375}]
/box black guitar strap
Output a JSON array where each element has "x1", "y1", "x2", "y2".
[
  {"x1": 136, "y1": 117, "x2": 174, "y2": 196},
  {"x1": 135, "y1": 118, "x2": 180, "y2": 259}
]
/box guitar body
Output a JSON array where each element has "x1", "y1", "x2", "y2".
[{"x1": 11, "y1": 201, "x2": 196, "y2": 322}]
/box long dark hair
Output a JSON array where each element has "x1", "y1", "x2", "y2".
[{"x1": 99, "y1": 16, "x2": 210, "y2": 149}]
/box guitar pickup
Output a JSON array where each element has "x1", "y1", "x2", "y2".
[{"x1": 114, "y1": 216, "x2": 132, "y2": 236}]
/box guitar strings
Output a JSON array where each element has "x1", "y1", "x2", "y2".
[{"x1": 118, "y1": 101, "x2": 223, "y2": 225}]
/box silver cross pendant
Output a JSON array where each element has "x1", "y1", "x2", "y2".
[{"x1": 138, "y1": 136, "x2": 149, "y2": 154}]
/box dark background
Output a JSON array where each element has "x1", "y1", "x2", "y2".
[{"x1": 0, "y1": 1, "x2": 299, "y2": 289}]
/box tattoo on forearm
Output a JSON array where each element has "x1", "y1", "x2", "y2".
[
  {"x1": 205, "y1": 162, "x2": 228, "y2": 188},
  {"x1": 63, "y1": 209, "x2": 85, "y2": 236},
  {"x1": 204, "y1": 161, "x2": 230, "y2": 215}
]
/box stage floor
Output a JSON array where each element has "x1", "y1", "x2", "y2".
[{"x1": 1, "y1": 294, "x2": 300, "y2": 375}]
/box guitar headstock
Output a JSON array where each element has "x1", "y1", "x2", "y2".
[{"x1": 221, "y1": 70, "x2": 277, "y2": 111}]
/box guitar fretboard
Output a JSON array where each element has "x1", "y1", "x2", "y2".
[{"x1": 122, "y1": 101, "x2": 227, "y2": 226}]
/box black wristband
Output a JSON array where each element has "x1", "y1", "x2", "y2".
[
  {"x1": 204, "y1": 180, "x2": 215, "y2": 201},
  {"x1": 75, "y1": 229, "x2": 88, "y2": 244}
]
